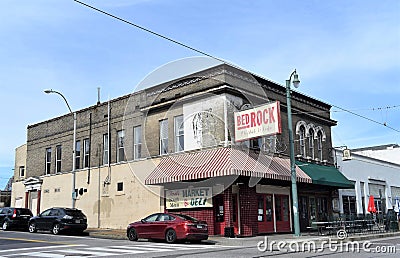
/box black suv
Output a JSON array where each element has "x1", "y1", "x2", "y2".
[
  {"x1": 28, "y1": 207, "x2": 87, "y2": 235},
  {"x1": 0, "y1": 207, "x2": 33, "y2": 231}
]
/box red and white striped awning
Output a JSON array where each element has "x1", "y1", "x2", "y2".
[{"x1": 145, "y1": 147, "x2": 312, "y2": 185}]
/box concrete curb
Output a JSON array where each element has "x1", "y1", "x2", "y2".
[{"x1": 86, "y1": 228, "x2": 400, "y2": 245}]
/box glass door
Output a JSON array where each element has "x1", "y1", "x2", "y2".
[{"x1": 257, "y1": 194, "x2": 274, "y2": 233}]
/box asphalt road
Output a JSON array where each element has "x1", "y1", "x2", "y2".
[{"x1": 0, "y1": 230, "x2": 399, "y2": 257}]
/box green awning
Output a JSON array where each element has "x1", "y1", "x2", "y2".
[{"x1": 295, "y1": 161, "x2": 354, "y2": 189}]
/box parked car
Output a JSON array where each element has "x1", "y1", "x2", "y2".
[
  {"x1": 0, "y1": 207, "x2": 33, "y2": 231},
  {"x1": 127, "y1": 213, "x2": 208, "y2": 243},
  {"x1": 28, "y1": 207, "x2": 87, "y2": 235}
]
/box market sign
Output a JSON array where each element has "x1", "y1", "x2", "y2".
[
  {"x1": 165, "y1": 187, "x2": 213, "y2": 210},
  {"x1": 234, "y1": 101, "x2": 282, "y2": 142}
]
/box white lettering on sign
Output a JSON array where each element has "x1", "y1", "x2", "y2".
[
  {"x1": 165, "y1": 187, "x2": 213, "y2": 210},
  {"x1": 234, "y1": 101, "x2": 282, "y2": 142}
]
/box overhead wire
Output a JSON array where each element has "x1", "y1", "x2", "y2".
[{"x1": 74, "y1": 0, "x2": 400, "y2": 134}]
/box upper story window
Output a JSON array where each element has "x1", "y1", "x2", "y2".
[
  {"x1": 317, "y1": 131, "x2": 323, "y2": 160},
  {"x1": 19, "y1": 166, "x2": 25, "y2": 178},
  {"x1": 299, "y1": 126, "x2": 306, "y2": 157},
  {"x1": 55, "y1": 145, "x2": 62, "y2": 173},
  {"x1": 83, "y1": 138, "x2": 90, "y2": 168},
  {"x1": 103, "y1": 134, "x2": 109, "y2": 165},
  {"x1": 133, "y1": 126, "x2": 142, "y2": 160},
  {"x1": 160, "y1": 119, "x2": 168, "y2": 155},
  {"x1": 308, "y1": 129, "x2": 315, "y2": 159},
  {"x1": 45, "y1": 147, "x2": 52, "y2": 175},
  {"x1": 117, "y1": 130, "x2": 126, "y2": 162},
  {"x1": 174, "y1": 115, "x2": 184, "y2": 152},
  {"x1": 75, "y1": 140, "x2": 81, "y2": 169}
]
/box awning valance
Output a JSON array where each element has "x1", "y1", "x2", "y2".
[
  {"x1": 295, "y1": 160, "x2": 354, "y2": 189},
  {"x1": 145, "y1": 147, "x2": 312, "y2": 185}
]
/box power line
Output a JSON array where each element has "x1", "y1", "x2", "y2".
[
  {"x1": 74, "y1": 0, "x2": 400, "y2": 134},
  {"x1": 74, "y1": 0, "x2": 227, "y2": 64}
]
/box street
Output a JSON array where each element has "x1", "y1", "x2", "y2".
[{"x1": 0, "y1": 230, "x2": 399, "y2": 257}]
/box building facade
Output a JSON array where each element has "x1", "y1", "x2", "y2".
[
  {"x1": 12, "y1": 64, "x2": 352, "y2": 235},
  {"x1": 335, "y1": 147, "x2": 400, "y2": 216}
]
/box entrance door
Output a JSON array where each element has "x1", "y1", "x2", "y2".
[
  {"x1": 299, "y1": 196, "x2": 309, "y2": 231},
  {"x1": 257, "y1": 194, "x2": 274, "y2": 233},
  {"x1": 214, "y1": 195, "x2": 225, "y2": 235},
  {"x1": 275, "y1": 195, "x2": 291, "y2": 232},
  {"x1": 29, "y1": 191, "x2": 38, "y2": 216}
]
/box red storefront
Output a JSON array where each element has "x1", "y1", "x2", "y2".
[{"x1": 145, "y1": 147, "x2": 312, "y2": 237}]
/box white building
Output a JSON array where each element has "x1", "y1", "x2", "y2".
[
  {"x1": 334, "y1": 147, "x2": 400, "y2": 216},
  {"x1": 353, "y1": 144, "x2": 400, "y2": 165}
]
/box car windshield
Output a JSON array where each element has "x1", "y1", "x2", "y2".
[{"x1": 174, "y1": 214, "x2": 199, "y2": 222}]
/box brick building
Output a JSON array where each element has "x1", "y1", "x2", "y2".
[{"x1": 12, "y1": 64, "x2": 353, "y2": 235}]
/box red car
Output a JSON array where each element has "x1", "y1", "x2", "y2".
[{"x1": 127, "y1": 213, "x2": 208, "y2": 243}]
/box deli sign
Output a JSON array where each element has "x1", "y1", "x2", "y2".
[
  {"x1": 166, "y1": 187, "x2": 213, "y2": 210},
  {"x1": 234, "y1": 101, "x2": 281, "y2": 142}
]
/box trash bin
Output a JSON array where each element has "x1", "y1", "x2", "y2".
[{"x1": 224, "y1": 227, "x2": 235, "y2": 238}]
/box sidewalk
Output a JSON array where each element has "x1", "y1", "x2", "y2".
[{"x1": 86, "y1": 228, "x2": 400, "y2": 246}]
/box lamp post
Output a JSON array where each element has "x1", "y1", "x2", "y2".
[
  {"x1": 44, "y1": 89, "x2": 77, "y2": 209},
  {"x1": 286, "y1": 70, "x2": 301, "y2": 236}
]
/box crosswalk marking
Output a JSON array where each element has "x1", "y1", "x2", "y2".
[
  {"x1": 51, "y1": 249, "x2": 121, "y2": 257},
  {"x1": 85, "y1": 247, "x2": 148, "y2": 253},
  {"x1": 0, "y1": 243, "x2": 223, "y2": 257},
  {"x1": 18, "y1": 252, "x2": 66, "y2": 258}
]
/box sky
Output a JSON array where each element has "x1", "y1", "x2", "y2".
[{"x1": 0, "y1": 0, "x2": 399, "y2": 189}]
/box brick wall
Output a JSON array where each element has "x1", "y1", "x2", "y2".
[
  {"x1": 170, "y1": 208, "x2": 214, "y2": 236},
  {"x1": 239, "y1": 184, "x2": 258, "y2": 236}
]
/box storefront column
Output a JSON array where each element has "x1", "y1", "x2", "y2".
[
  {"x1": 223, "y1": 186, "x2": 233, "y2": 228},
  {"x1": 25, "y1": 191, "x2": 29, "y2": 208},
  {"x1": 36, "y1": 190, "x2": 41, "y2": 215}
]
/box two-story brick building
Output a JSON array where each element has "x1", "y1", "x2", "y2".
[{"x1": 12, "y1": 64, "x2": 353, "y2": 236}]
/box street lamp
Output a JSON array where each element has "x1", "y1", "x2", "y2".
[
  {"x1": 286, "y1": 70, "x2": 301, "y2": 237},
  {"x1": 44, "y1": 89, "x2": 77, "y2": 209}
]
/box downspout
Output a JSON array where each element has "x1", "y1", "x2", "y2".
[{"x1": 87, "y1": 112, "x2": 92, "y2": 184}]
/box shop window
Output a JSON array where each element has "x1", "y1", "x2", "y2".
[
  {"x1": 275, "y1": 196, "x2": 282, "y2": 221},
  {"x1": 342, "y1": 196, "x2": 356, "y2": 216},
  {"x1": 282, "y1": 196, "x2": 289, "y2": 221},
  {"x1": 266, "y1": 195, "x2": 273, "y2": 222},
  {"x1": 257, "y1": 196, "x2": 264, "y2": 222},
  {"x1": 317, "y1": 197, "x2": 328, "y2": 221}
]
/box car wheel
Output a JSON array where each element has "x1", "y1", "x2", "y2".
[
  {"x1": 52, "y1": 223, "x2": 61, "y2": 235},
  {"x1": 165, "y1": 229, "x2": 177, "y2": 243},
  {"x1": 28, "y1": 222, "x2": 37, "y2": 233},
  {"x1": 128, "y1": 228, "x2": 138, "y2": 241},
  {"x1": 2, "y1": 221, "x2": 9, "y2": 231}
]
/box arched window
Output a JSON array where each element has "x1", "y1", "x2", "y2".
[
  {"x1": 309, "y1": 129, "x2": 315, "y2": 159},
  {"x1": 317, "y1": 131, "x2": 323, "y2": 160},
  {"x1": 299, "y1": 126, "x2": 306, "y2": 157}
]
